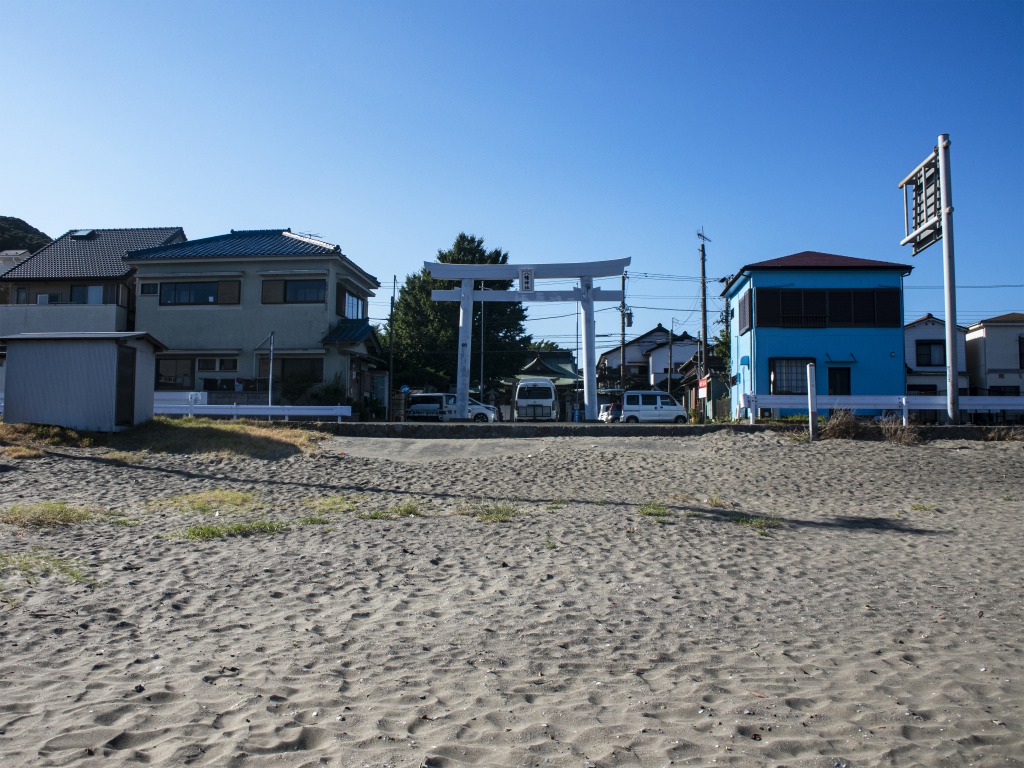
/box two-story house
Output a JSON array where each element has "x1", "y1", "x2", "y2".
[
  {"x1": 597, "y1": 324, "x2": 692, "y2": 389},
  {"x1": 124, "y1": 229, "x2": 384, "y2": 405},
  {"x1": 644, "y1": 332, "x2": 699, "y2": 390},
  {"x1": 0, "y1": 227, "x2": 186, "y2": 388},
  {"x1": 722, "y1": 251, "x2": 912, "y2": 418},
  {"x1": 966, "y1": 313, "x2": 1024, "y2": 406}
]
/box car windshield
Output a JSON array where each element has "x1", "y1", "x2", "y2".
[{"x1": 519, "y1": 387, "x2": 552, "y2": 399}]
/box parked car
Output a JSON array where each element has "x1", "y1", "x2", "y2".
[
  {"x1": 619, "y1": 391, "x2": 687, "y2": 423},
  {"x1": 405, "y1": 393, "x2": 497, "y2": 422},
  {"x1": 599, "y1": 402, "x2": 622, "y2": 423},
  {"x1": 513, "y1": 378, "x2": 559, "y2": 421}
]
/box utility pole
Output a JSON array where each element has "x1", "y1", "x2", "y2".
[
  {"x1": 388, "y1": 276, "x2": 396, "y2": 420},
  {"x1": 697, "y1": 229, "x2": 710, "y2": 377},
  {"x1": 697, "y1": 229, "x2": 711, "y2": 424}
]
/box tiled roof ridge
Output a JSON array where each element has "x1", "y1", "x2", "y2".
[{"x1": 283, "y1": 230, "x2": 341, "y2": 251}]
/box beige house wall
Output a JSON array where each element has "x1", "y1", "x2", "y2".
[{"x1": 130, "y1": 254, "x2": 376, "y2": 399}]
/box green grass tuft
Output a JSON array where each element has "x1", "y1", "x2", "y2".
[
  {"x1": 183, "y1": 520, "x2": 287, "y2": 541},
  {"x1": 303, "y1": 494, "x2": 366, "y2": 514},
  {"x1": 734, "y1": 515, "x2": 783, "y2": 535},
  {"x1": 639, "y1": 501, "x2": 671, "y2": 520},
  {"x1": 463, "y1": 502, "x2": 519, "y2": 523},
  {"x1": 357, "y1": 500, "x2": 421, "y2": 520},
  {"x1": 298, "y1": 515, "x2": 333, "y2": 525}
]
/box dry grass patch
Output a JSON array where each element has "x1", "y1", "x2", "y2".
[
  {"x1": 0, "y1": 446, "x2": 45, "y2": 459},
  {"x1": 0, "y1": 547, "x2": 87, "y2": 584},
  {"x1": 1, "y1": 502, "x2": 99, "y2": 527},
  {"x1": 0, "y1": 423, "x2": 92, "y2": 448},
  {"x1": 153, "y1": 489, "x2": 260, "y2": 516},
  {"x1": 879, "y1": 416, "x2": 921, "y2": 446},
  {"x1": 106, "y1": 417, "x2": 321, "y2": 458}
]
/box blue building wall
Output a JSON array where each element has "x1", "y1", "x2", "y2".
[{"x1": 727, "y1": 267, "x2": 907, "y2": 417}]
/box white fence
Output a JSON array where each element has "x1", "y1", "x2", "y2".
[
  {"x1": 740, "y1": 393, "x2": 1024, "y2": 426},
  {"x1": 154, "y1": 403, "x2": 351, "y2": 421},
  {"x1": 0, "y1": 391, "x2": 350, "y2": 422}
]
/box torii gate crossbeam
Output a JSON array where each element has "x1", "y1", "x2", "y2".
[{"x1": 426, "y1": 258, "x2": 630, "y2": 421}]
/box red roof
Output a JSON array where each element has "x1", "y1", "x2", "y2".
[
  {"x1": 723, "y1": 251, "x2": 912, "y2": 293},
  {"x1": 973, "y1": 312, "x2": 1024, "y2": 325}
]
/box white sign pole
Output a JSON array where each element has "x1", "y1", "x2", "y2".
[
  {"x1": 938, "y1": 134, "x2": 959, "y2": 424},
  {"x1": 807, "y1": 362, "x2": 818, "y2": 442}
]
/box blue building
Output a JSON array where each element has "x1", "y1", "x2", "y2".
[{"x1": 722, "y1": 252, "x2": 913, "y2": 418}]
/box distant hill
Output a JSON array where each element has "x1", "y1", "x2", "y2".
[{"x1": 0, "y1": 217, "x2": 52, "y2": 254}]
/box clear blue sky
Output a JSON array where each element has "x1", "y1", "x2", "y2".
[{"x1": 3, "y1": 0, "x2": 1021, "y2": 355}]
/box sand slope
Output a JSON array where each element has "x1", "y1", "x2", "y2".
[{"x1": 0, "y1": 432, "x2": 1021, "y2": 767}]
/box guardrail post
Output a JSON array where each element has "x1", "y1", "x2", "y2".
[
  {"x1": 748, "y1": 395, "x2": 757, "y2": 425},
  {"x1": 901, "y1": 396, "x2": 909, "y2": 427}
]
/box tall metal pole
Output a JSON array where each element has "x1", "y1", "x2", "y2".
[
  {"x1": 668, "y1": 318, "x2": 674, "y2": 395},
  {"x1": 938, "y1": 134, "x2": 959, "y2": 423},
  {"x1": 619, "y1": 272, "x2": 626, "y2": 390}
]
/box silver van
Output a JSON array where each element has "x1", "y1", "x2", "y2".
[{"x1": 619, "y1": 391, "x2": 688, "y2": 423}]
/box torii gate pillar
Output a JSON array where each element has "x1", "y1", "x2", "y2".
[{"x1": 427, "y1": 258, "x2": 630, "y2": 421}]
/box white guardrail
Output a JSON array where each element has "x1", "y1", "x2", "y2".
[
  {"x1": 740, "y1": 393, "x2": 1024, "y2": 426},
  {"x1": 154, "y1": 403, "x2": 351, "y2": 421}
]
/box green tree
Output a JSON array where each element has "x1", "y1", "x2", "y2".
[
  {"x1": 0, "y1": 216, "x2": 51, "y2": 254},
  {"x1": 386, "y1": 233, "x2": 533, "y2": 390},
  {"x1": 711, "y1": 321, "x2": 731, "y2": 375}
]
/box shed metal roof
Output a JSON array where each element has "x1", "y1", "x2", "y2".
[{"x1": 0, "y1": 331, "x2": 167, "y2": 350}]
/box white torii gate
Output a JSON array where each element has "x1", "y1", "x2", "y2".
[{"x1": 426, "y1": 258, "x2": 630, "y2": 421}]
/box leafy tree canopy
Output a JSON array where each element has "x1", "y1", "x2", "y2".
[
  {"x1": 0, "y1": 216, "x2": 51, "y2": 254},
  {"x1": 385, "y1": 233, "x2": 533, "y2": 391}
]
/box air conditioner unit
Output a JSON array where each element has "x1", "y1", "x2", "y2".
[{"x1": 36, "y1": 295, "x2": 50, "y2": 305}]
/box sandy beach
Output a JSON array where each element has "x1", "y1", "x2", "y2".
[{"x1": 0, "y1": 429, "x2": 1022, "y2": 767}]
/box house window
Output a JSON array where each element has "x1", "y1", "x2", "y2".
[
  {"x1": 15, "y1": 287, "x2": 28, "y2": 305},
  {"x1": 197, "y1": 357, "x2": 238, "y2": 372},
  {"x1": 1019, "y1": 336, "x2": 1024, "y2": 369},
  {"x1": 70, "y1": 285, "x2": 105, "y2": 305},
  {"x1": 263, "y1": 279, "x2": 326, "y2": 304},
  {"x1": 156, "y1": 358, "x2": 195, "y2": 390},
  {"x1": 769, "y1": 357, "x2": 814, "y2": 395},
  {"x1": 160, "y1": 281, "x2": 240, "y2": 306},
  {"x1": 346, "y1": 293, "x2": 364, "y2": 319},
  {"x1": 757, "y1": 288, "x2": 901, "y2": 328},
  {"x1": 991, "y1": 385, "x2": 1022, "y2": 397},
  {"x1": 737, "y1": 290, "x2": 751, "y2": 335},
  {"x1": 258, "y1": 356, "x2": 324, "y2": 384},
  {"x1": 140, "y1": 283, "x2": 158, "y2": 296},
  {"x1": 916, "y1": 340, "x2": 945, "y2": 367},
  {"x1": 827, "y1": 366, "x2": 851, "y2": 396}
]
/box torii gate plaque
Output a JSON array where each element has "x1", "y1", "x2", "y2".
[{"x1": 427, "y1": 258, "x2": 630, "y2": 421}]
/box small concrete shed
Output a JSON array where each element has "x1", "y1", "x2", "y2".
[{"x1": 1, "y1": 332, "x2": 166, "y2": 432}]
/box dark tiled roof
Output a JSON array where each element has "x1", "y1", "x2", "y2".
[
  {"x1": 723, "y1": 251, "x2": 912, "y2": 293},
  {"x1": 1, "y1": 227, "x2": 185, "y2": 281},
  {"x1": 126, "y1": 229, "x2": 340, "y2": 260},
  {"x1": 974, "y1": 312, "x2": 1024, "y2": 325},
  {"x1": 322, "y1": 319, "x2": 374, "y2": 344}
]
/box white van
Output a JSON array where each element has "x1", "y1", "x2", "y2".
[
  {"x1": 513, "y1": 378, "x2": 559, "y2": 421},
  {"x1": 405, "y1": 393, "x2": 497, "y2": 422},
  {"x1": 620, "y1": 390, "x2": 688, "y2": 423}
]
